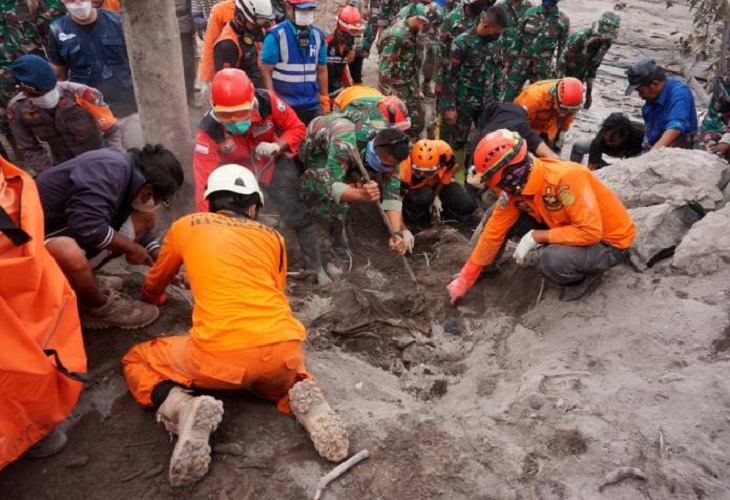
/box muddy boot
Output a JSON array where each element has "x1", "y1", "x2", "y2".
[
  {"x1": 328, "y1": 219, "x2": 350, "y2": 264},
  {"x1": 559, "y1": 273, "x2": 603, "y2": 302},
  {"x1": 156, "y1": 387, "x2": 224, "y2": 487},
  {"x1": 22, "y1": 428, "x2": 67, "y2": 459},
  {"x1": 296, "y1": 225, "x2": 333, "y2": 286},
  {"x1": 288, "y1": 379, "x2": 349, "y2": 462},
  {"x1": 80, "y1": 290, "x2": 160, "y2": 330}
]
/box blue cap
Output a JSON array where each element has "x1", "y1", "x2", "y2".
[{"x1": 11, "y1": 55, "x2": 58, "y2": 92}]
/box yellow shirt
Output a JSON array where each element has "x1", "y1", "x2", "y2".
[{"x1": 142, "y1": 212, "x2": 306, "y2": 351}]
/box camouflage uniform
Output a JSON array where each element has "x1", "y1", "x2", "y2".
[
  {"x1": 502, "y1": 4, "x2": 569, "y2": 101},
  {"x1": 557, "y1": 27, "x2": 614, "y2": 82},
  {"x1": 443, "y1": 27, "x2": 503, "y2": 151},
  {"x1": 431, "y1": 4, "x2": 480, "y2": 142},
  {"x1": 361, "y1": 0, "x2": 382, "y2": 56},
  {"x1": 379, "y1": 17, "x2": 425, "y2": 136},
  {"x1": 379, "y1": 0, "x2": 412, "y2": 30},
  {"x1": 395, "y1": 1, "x2": 444, "y2": 85},
  {"x1": 0, "y1": 1, "x2": 65, "y2": 143},
  {"x1": 496, "y1": 0, "x2": 533, "y2": 62},
  {"x1": 302, "y1": 113, "x2": 402, "y2": 222}
]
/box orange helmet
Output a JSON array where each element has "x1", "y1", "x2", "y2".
[
  {"x1": 377, "y1": 96, "x2": 411, "y2": 131},
  {"x1": 411, "y1": 139, "x2": 452, "y2": 174},
  {"x1": 468, "y1": 129, "x2": 527, "y2": 187},
  {"x1": 555, "y1": 77, "x2": 583, "y2": 112},
  {"x1": 337, "y1": 5, "x2": 364, "y2": 35},
  {"x1": 211, "y1": 68, "x2": 255, "y2": 115}
]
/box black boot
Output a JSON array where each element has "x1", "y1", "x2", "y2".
[
  {"x1": 295, "y1": 225, "x2": 332, "y2": 285},
  {"x1": 328, "y1": 219, "x2": 350, "y2": 264}
]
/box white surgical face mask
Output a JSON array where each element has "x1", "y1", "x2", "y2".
[
  {"x1": 66, "y1": 1, "x2": 93, "y2": 21},
  {"x1": 30, "y1": 88, "x2": 60, "y2": 109},
  {"x1": 295, "y1": 9, "x2": 315, "y2": 26},
  {"x1": 131, "y1": 192, "x2": 159, "y2": 213}
]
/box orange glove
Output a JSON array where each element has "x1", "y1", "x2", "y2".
[
  {"x1": 446, "y1": 259, "x2": 483, "y2": 305},
  {"x1": 319, "y1": 94, "x2": 332, "y2": 115}
]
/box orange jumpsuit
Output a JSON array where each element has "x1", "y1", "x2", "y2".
[
  {"x1": 514, "y1": 80, "x2": 577, "y2": 144},
  {"x1": 122, "y1": 212, "x2": 310, "y2": 414},
  {"x1": 199, "y1": 0, "x2": 236, "y2": 83},
  {"x1": 471, "y1": 158, "x2": 636, "y2": 267}
]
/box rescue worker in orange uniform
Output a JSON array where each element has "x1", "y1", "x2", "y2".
[
  {"x1": 193, "y1": 69, "x2": 332, "y2": 285},
  {"x1": 514, "y1": 77, "x2": 583, "y2": 154},
  {"x1": 326, "y1": 5, "x2": 365, "y2": 99},
  {"x1": 447, "y1": 129, "x2": 635, "y2": 303},
  {"x1": 402, "y1": 139, "x2": 475, "y2": 225},
  {"x1": 122, "y1": 165, "x2": 349, "y2": 488},
  {"x1": 200, "y1": 0, "x2": 236, "y2": 86},
  {"x1": 213, "y1": 0, "x2": 275, "y2": 87}
]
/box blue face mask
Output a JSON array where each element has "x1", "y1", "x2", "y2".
[
  {"x1": 224, "y1": 120, "x2": 251, "y2": 135},
  {"x1": 365, "y1": 140, "x2": 395, "y2": 173}
]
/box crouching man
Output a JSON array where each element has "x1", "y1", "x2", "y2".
[
  {"x1": 448, "y1": 129, "x2": 636, "y2": 302},
  {"x1": 122, "y1": 165, "x2": 349, "y2": 488}
]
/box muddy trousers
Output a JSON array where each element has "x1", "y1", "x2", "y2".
[
  {"x1": 538, "y1": 243, "x2": 629, "y2": 285},
  {"x1": 122, "y1": 337, "x2": 311, "y2": 414},
  {"x1": 403, "y1": 183, "x2": 476, "y2": 225}
]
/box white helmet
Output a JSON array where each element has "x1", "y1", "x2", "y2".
[
  {"x1": 235, "y1": 0, "x2": 275, "y2": 24},
  {"x1": 203, "y1": 164, "x2": 265, "y2": 207}
]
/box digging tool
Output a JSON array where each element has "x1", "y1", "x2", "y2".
[{"x1": 347, "y1": 147, "x2": 420, "y2": 287}]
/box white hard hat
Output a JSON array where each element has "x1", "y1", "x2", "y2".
[
  {"x1": 203, "y1": 164, "x2": 265, "y2": 207},
  {"x1": 235, "y1": 0, "x2": 275, "y2": 24}
]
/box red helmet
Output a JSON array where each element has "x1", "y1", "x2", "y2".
[
  {"x1": 556, "y1": 77, "x2": 583, "y2": 112},
  {"x1": 337, "y1": 6, "x2": 364, "y2": 35},
  {"x1": 377, "y1": 96, "x2": 411, "y2": 131},
  {"x1": 211, "y1": 68, "x2": 255, "y2": 114},
  {"x1": 468, "y1": 129, "x2": 527, "y2": 187}
]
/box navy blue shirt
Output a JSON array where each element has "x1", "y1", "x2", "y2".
[{"x1": 642, "y1": 78, "x2": 698, "y2": 147}]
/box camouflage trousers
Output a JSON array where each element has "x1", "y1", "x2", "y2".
[
  {"x1": 418, "y1": 32, "x2": 439, "y2": 82},
  {"x1": 304, "y1": 164, "x2": 350, "y2": 222},
  {"x1": 431, "y1": 101, "x2": 480, "y2": 150},
  {"x1": 381, "y1": 83, "x2": 424, "y2": 138},
  {"x1": 0, "y1": 66, "x2": 17, "y2": 139},
  {"x1": 503, "y1": 57, "x2": 555, "y2": 102}
]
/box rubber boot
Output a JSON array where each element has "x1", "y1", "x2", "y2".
[
  {"x1": 22, "y1": 428, "x2": 67, "y2": 459},
  {"x1": 156, "y1": 387, "x2": 224, "y2": 487},
  {"x1": 328, "y1": 219, "x2": 350, "y2": 264},
  {"x1": 288, "y1": 380, "x2": 349, "y2": 462},
  {"x1": 295, "y1": 225, "x2": 333, "y2": 286},
  {"x1": 454, "y1": 150, "x2": 466, "y2": 184}
]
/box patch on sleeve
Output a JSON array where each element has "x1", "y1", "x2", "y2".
[
  {"x1": 194, "y1": 143, "x2": 209, "y2": 155},
  {"x1": 498, "y1": 191, "x2": 509, "y2": 208},
  {"x1": 557, "y1": 185, "x2": 575, "y2": 207},
  {"x1": 276, "y1": 98, "x2": 286, "y2": 112}
]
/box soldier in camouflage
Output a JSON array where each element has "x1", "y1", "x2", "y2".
[
  {"x1": 1, "y1": 0, "x2": 65, "y2": 155},
  {"x1": 502, "y1": 0, "x2": 569, "y2": 102},
  {"x1": 557, "y1": 12, "x2": 620, "y2": 110},
  {"x1": 394, "y1": 0, "x2": 443, "y2": 97},
  {"x1": 431, "y1": 0, "x2": 490, "y2": 142},
  {"x1": 495, "y1": 0, "x2": 532, "y2": 63},
  {"x1": 378, "y1": 5, "x2": 430, "y2": 137},
  {"x1": 378, "y1": 0, "x2": 412, "y2": 34},
  {"x1": 302, "y1": 115, "x2": 412, "y2": 259},
  {"x1": 442, "y1": 6, "x2": 506, "y2": 175}
]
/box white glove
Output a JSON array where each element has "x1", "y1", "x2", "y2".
[
  {"x1": 430, "y1": 196, "x2": 443, "y2": 222},
  {"x1": 254, "y1": 142, "x2": 281, "y2": 160},
  {"x1": 514, "y1": 230, "x2": 539, "y2": 266},
  {"x1": 401, "y1": 229, "x2": 415, "y2": 254}
]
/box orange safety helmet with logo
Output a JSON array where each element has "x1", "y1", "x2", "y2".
[{"x1": 0, "y1": 157, "x2": 86, "y2": 469}]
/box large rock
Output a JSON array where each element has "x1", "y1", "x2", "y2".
[
  {"x1": 672, "y1": 204, "x2": 730, "y2": 276},
  {"x1": 628, "y1": 203, "x2": 703, "y2": 271},
  {"x1": 596, "y1": 149, "x2": 730, "y2": 210}
]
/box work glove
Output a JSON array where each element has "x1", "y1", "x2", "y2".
[
  {"x1": 319, "y1": 94, "x2": 332, "y2": 115},
  {"x1": 447, "y1": 258, "x2": 483, "y2": 305},
  {"x1": 254, "y1": 142, "x2": 281, "y2": 160},
  {"x1": 514, "y1": 230, "x2": 540, "y2": 266},
  {"x1": 584, "y1": 89, "x2": 593, "y2": 110},
  {"x1": 430, "y1": 195, "x2": 443, "y2": 222},
  {"x1": 401, "y1": 229, "x2": 415, "y2": 254}
]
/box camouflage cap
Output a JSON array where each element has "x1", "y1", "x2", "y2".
[{"x1": 598, "y1": 11, "x2": 620, "y2": 34}]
